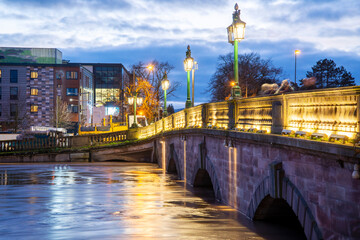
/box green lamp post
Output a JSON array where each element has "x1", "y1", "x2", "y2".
[
  {"x1": 227, "y1": 3, "x2": 246, "y2": 99},
  {"x1": 161, "y1": 71, "x2": 170, "y2": 117},
  {"x1": 184, "y1": 45, "x2": 194, "y2": 108}
]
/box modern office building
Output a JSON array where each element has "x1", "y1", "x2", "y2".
[
  {"x1": 0, "y1": 47, "x2": 62, "y2": 64},
  {"x1": 0, "y1": 47, "x2": 129, "y2": 132}
]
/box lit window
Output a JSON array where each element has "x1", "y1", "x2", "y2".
[
  {"x1": 66, "y1": 88, "x2": 78, "y2": 96},
  {"x1": 66, "y1": 71, "x2": 78, "y2": 80},
  {"x1": 31, "y1": 105, "x2": 38, "y2": 112},
  {"x1": 30, "y1": 71, "x2": 38, "y2": 79},
  {"x1": 0, "y1": 69, "x2": 2, "y2": 83},
  {"x1": 31, "y1": 88, "x2": 38, "y2": 96}
]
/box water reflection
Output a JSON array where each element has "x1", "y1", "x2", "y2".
[{"x1": 0, "y1": 163, "x2": 304, "y2": 239}]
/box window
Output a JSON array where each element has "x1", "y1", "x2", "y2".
[
  {"x1": 10, "y1": 87, "x2": 18, "y2": 100},
  {"x1": 0, "y1": 104, "x2": 2, "y2": 116},
  {"x1": 66, "y1": 88, "x2": 78, "y2": 96},
  {"x1": 30, "y1": 88, "x2": 38, "y2": 96},
  {"x1": 30, "y1": 71, "x2": 38, "y2": 79},
  {"x1": 68, "y1": 105, "x2": 78, "y2": 113},
  {"x1": 66, "y1": 71, "x2": 78, "y2": 80},
  {"x1": 10, "y1": 104, "x2": 17, "y2": 117},
  {"x1": 0, "y1": 69, "x2": 2, "y2": 83},
  {"x1": 10, "y1": 70, "x2": 18, "y2": 83},
  {"x1": 31, "y1": 105, "x2": 38, "y2": 112}
]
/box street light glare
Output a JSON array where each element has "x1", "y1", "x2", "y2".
[
  {"x1": 147, "y1": 65, "x2": 154, "y2": 71},
  {"x1": 295, "y1": 50, "x2": 301, "y2": 54},
  {"x1": 230, "y1": 81, "x2": 236, "y2": 86}
]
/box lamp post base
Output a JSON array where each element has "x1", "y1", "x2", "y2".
[
  {"x1": 163, "y1": 111, "x2": 168, "y2": 117},
  {"x1": 130, "y1": 123, "x2": 139, "y2": 128},
  {"x1": 230, "y1": 85, "x2": 242, "y2": 99},
  {"x1": 185, "y1": 100, "x2": 192, "y2": 108}
]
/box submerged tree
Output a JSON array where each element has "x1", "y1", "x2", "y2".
[
  {"x1": 305, "y1": 58, "x2": 355, "y2": 88},
  {"x1": 208, "y1": 53, "x2": 283, "y2": 102}
]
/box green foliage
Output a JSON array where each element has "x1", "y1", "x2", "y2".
[{"x1": 305, "y1": 58, "x2": 355, "y2": 88}]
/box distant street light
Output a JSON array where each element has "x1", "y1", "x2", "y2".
[
  {"x1": 295, "y1": 49, "x2": 301, "y2": 86},
  {"x1": 161, "y1": 71, "x2": 170, "y2": 117},
  {"x1": 191, "y1": 61, "x2": 198, "y2": 107},
  {"x1": 128, "y1": 70, "x2": 143, "y2": 128},
  {"x1": 184, "y1": 45, "x2": 194, "y2": 108},
  {"x1": 227, "y1": 3, "x2": 246, "y2": 99}
]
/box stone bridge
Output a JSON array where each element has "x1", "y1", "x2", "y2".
[
  {"x1": 127, "y1": 127, "x2": 358, "y2": 240},
  {"x1": 1, "y1": 86, "x2": 360, "y2": 239}
]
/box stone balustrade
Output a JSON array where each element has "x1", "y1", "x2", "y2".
[{"x1": 139, "y1": 86, "x2": 360, "y2": 140}]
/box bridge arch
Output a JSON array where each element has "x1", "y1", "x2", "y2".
[
  {"x1": 247, "y1": 175, "x2": 323, "y2": 240},
  {"x1": 190, "y1": 157, "x2": 222, "y2": 201}
]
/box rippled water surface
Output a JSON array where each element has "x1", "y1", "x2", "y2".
[{"x1": 0, "y1": 163, "x2": 304, "y2": 239}]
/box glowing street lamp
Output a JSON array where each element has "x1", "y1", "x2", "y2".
[
  {"x1": 127, "y1": 92, "x2": 143, "y2": 128},
  {"x1": 161, "y1": 71, "x2": 170, "y2": 117},
  {"x1": 295, "y1": 49, "x2": 301, "y2": 86},
  {"x1": 184, "y1": 45, "x2": 194, "y2": 108},
  {"x1": 227, "y1": 3, "x2": 246, "y2": 99}
]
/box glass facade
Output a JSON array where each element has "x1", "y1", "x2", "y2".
[{"x1": 93, "y1": 65, "x2": 123, "y2": 105}]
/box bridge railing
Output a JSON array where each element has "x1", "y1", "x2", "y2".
[
  {"x1": 0, "y1": 136, "x2": 72, "y2": 152},
  {"x1": 138, "y1": 86, "x2": 360, "y2": 140},
  {"x1": 0, "y1": 130, "x2": 128, "y2": 153}
]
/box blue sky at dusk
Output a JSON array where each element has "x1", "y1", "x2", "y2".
[{"x1": 1, "y1": 0, "x2": 360, "y2": 108}]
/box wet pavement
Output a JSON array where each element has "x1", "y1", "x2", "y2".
[{"x1": 0, "y1": 162, "x2": 305, "y2": 239}]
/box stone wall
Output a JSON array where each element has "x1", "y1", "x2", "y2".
[{"x1": 155, "y1": 129, "x2": 360, "y2": 239}]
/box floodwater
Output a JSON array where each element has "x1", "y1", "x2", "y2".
[{"x1": 0, "y1": 162, "x2": 305, "y2": 240}]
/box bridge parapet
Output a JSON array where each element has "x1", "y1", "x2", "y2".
[{"x1": 138, "y1": 86, "x2": 360, "y2": 141}]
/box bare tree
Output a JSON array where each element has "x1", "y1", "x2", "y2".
[
  {"x1": 53, "y1": 101, "x2": 73, "y2": 128},
  {"x1": 208, "y1": 53, "x2": 283, "y2": 102}
]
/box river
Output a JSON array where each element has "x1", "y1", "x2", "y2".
[{"x1": 0, "y1": 162, "x2": 305, "y2": 239}]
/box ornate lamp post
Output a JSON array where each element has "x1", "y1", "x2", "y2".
[
  {"x1": 161, "y1": 71, "x2": 170, "y2": 117},
  {"x1": 294, "y1": 49, "x2": 301, "y2": 86},
  {"x1": 192, "y1": 61, "x2": 198, "y2": 107},
  {"x1": 184, "y1": 45, "x2": 194, "y2": 108},
  {"x1": 227, "y1": 3, "x2": 246, "y2": 99},
  {"x1": 127, "y1": 92, "x2": 143, "y2": 128}
]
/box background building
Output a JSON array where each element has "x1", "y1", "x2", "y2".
[
  {"x1": 0, "y1": 47, "x2": 129, "y2": 132},
  {"x1": 0, "y1": 47, "x2": 62, "y2": 64}
]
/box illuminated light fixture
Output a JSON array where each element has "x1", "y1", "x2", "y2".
[
  {"x1": 328, "y1": 134, "x2": 348, "y2": 144},
  {"x1": 230, "y1": 81, "x2": 236, "y2": 87},
  {"x1": 295, "y1": 131, "x2": 309, "y2": 138},
  {"x1": 248, "y1": 128, "x2": 257, "y2": 133},
  {"x1": 161, "y1": 71, "x2": 170, "y2": 117},
  {"x1": 227, "y1": 3, "x2": 246, "y2": 99},
  {"x1": 184, "y1": 45, "x2": 194, "y2": 108},
  {"x1": 147, "y1": 64, "x2": 154, "y2": 71},
  {"x1": 294, "y1": 49, "x2": 301, "y2": 86},
  {"x1": 282, "y1": 129, "x2": 294, "y2": 135},
  {"x1": 256, "y1": 129, "x2": 267, "y2": 134},
  {"x1": 128, "y1": 96, "x2": 134, "y2": 105},
  {"x1": 310, "y1": 132, "x2": 327, "y2": 140}
]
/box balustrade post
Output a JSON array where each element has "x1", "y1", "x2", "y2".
[
  {"x1": 228, "y1": 100, "x2": 236, "y2": 130},
  {"x1": 271, "y1": 98, "x2": 284, "y2": 134},
  {"x1": 201, "y1": 104, "x2": 207, "y2": 128},
  {"x1": 357, "y1": 95, "x2": 360, "y2": 132}
]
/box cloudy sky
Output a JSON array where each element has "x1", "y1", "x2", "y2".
[{"x1": 1, "y1": 0, "x2": 359, "y2": 108}]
